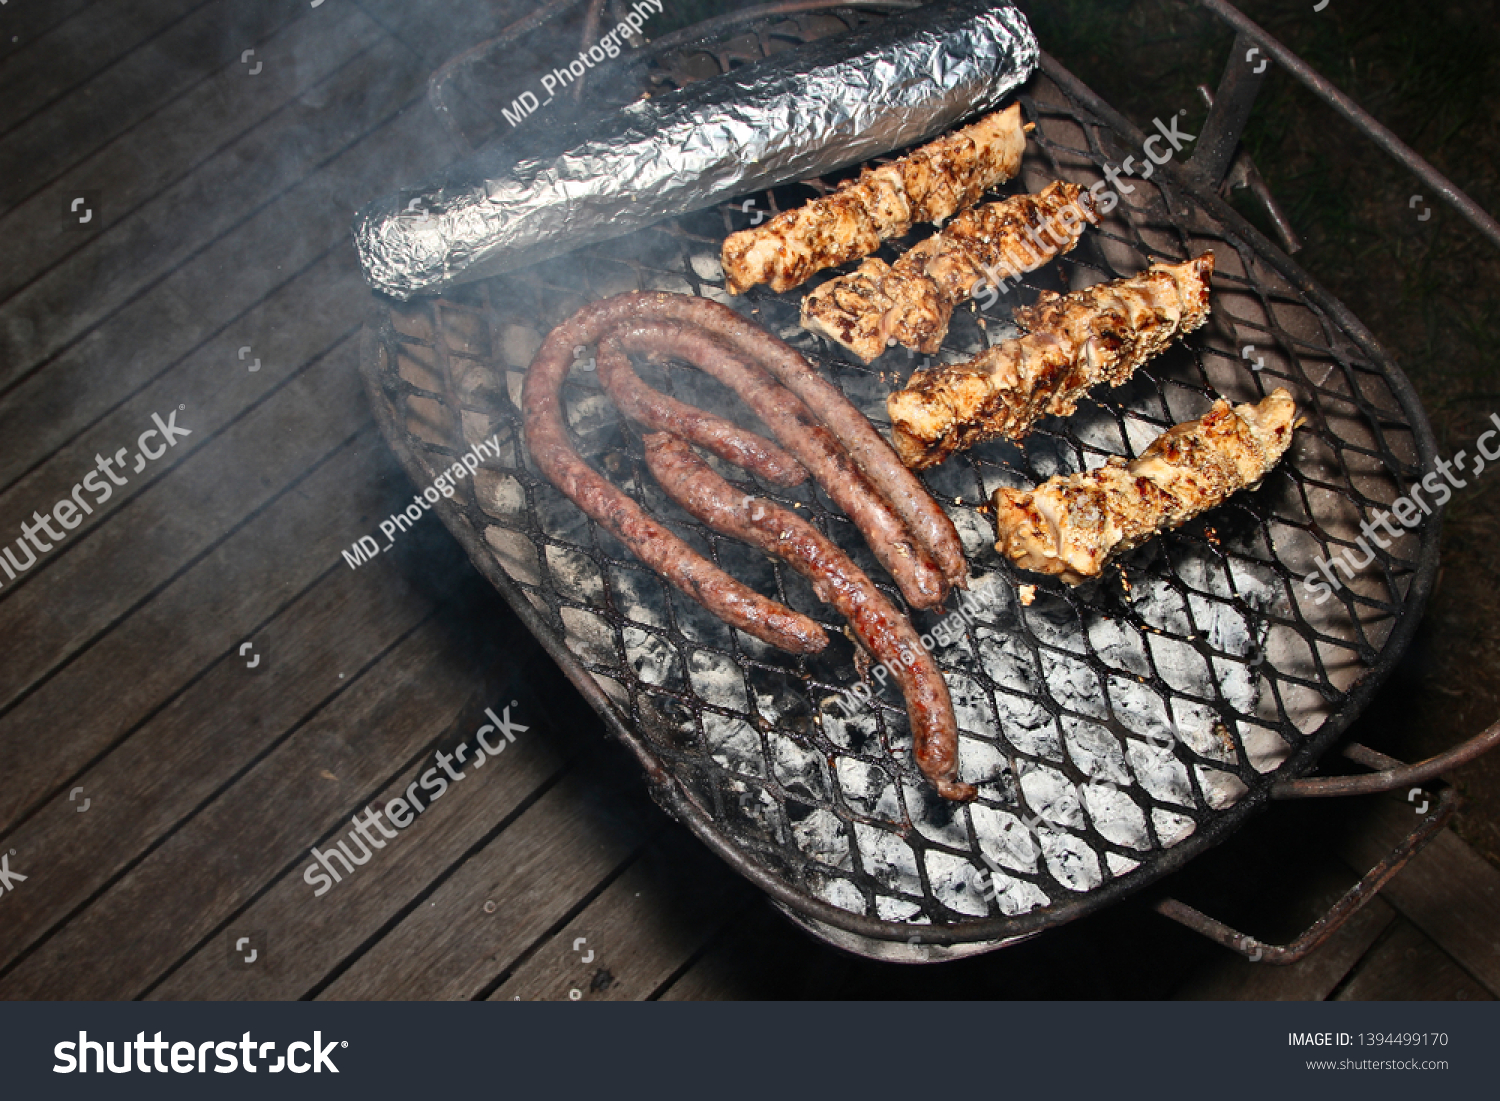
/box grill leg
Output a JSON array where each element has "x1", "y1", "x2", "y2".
[
  {"x1": 1182, "y1": 33, "x2": 1302, "y2": 253},
  {"x1": 1189, "y1": 29, "x2": 1270, "y2": 188},
  {"x1": 1153, "y1": 785, "x2": 1456, "y2": 964}
]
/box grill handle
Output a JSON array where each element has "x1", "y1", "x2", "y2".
[
  {"x1": 1186, "y1": 29, "x2": 1267, "y2": 189},
  {"x1": 1272, "y1": 720, "x2": 1500, "y2": 799},
  {"x1": 1154, "y1": 783, "x2": 1455, "y2": 964}
]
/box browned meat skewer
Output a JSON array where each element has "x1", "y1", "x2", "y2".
[
  {"x1": 721, "y1": 104, "x2": 1028, "y2": 295},
  {"x1": 992, "y1": 389, "x2": 1299, "y2": 584},
  {"x1": 643, "y1": 433, "x2": 976, "y2": 802},
  {"x1": 888, "y1": 252, "x2": 1216, "y2": 470},
  {"x1": 802, "y1": 180, "x2": 1100, "y2": 362}
]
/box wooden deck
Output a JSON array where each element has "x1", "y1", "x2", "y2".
[{"x1": 2, "y1": 0, "x2": 1497, "y2": 1001}]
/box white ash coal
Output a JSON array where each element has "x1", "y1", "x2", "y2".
[{"x1": 474, "y1": 309, "x2": 1301, "y2": 927}]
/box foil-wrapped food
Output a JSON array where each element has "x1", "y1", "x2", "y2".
[{"x1": 353, "y1": 0, "x2": 1039, "y2": 300}]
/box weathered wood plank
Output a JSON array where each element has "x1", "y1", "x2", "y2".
[
  {"x1": 490, "y1": 829, "x2": 755, "y2": 1001},
  {"x1": 146, "y1": 651, "x2": 575, "y2": 999},
  {"x1": 0, "y1": 0, "x2": 101, "y2": 67},
  {"x1": 0, "y1": 247, "x2": 364, "y2": 609},
  {"x1": 0, "y1": 0, "x2": 325, "y2": 210},
  {"x1": 352, "y1": 0, "x2": 549, "y2": 67},
  {"x1": 655, "y1": 900, "x2": 822, "y2": 1001},
  {"x1": 0, "y1": 421, "x2": 423, "y2": 833},
  {"x1": 317, "y1": 771, "x2": 662, "y2": 1000},
  {"x1": 0, "y1": 330, "x2": 367, "y2": 721},
  {"x1": 0, "y1": 51, "x2": 448, "y2": 492},
  {"x1": 1334, "y1": 919, "x2": 1494, "y2": 1002},
  {"x1": 0, "y1": 31, "x2": 415, "y2": 389},
  {"x1": 0, "y1": 0, "x2": 207, "y2": 137},
  {"x1": 0, "y1": 613, "x2": 498, "y2": 1000},
  {"x1": 1336, "y1": 796, "x2": 1500, "y2": 998},
  {"x1": 0, "y1": 1, "x2": 382, "y2": 303},
  {"x1": 0, "y1": 527, "x2": 487, "y2": 975}
]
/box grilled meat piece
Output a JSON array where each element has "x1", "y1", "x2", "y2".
[
  {"x1": 644, "y1": 433, "x2": 975, "y2": 802},
  {"x1": 594, "y1": 332, "x2": 808, "y2": 488},
  {"x1": 801, "y1": 180, "x2": 1099, "y2": 362},
  {"x1": 621, "y1": 292, "x2": 968, "y2": 592},
  {"x1": 888, "y1": 252, "x2": 1215, "y2": 469},
  {"x1": 523, "y1": 303, "x2": 829, "y2": 654},
  {"x1": 598, "y1": 318, "x2": 950, "y2": 609},
  {"x1": 721, "y1": 105, "x2": 1028, "y2": 295},
  {"x1": 992, "y1": 389, "x2": 1299, "y2": 584},
  {"x1": 526, "y1": 292, "x2": 966, "y2": 636}
]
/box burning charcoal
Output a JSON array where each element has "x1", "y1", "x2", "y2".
[
  {"x1": 852, "y1": 822, "x2": 923, "y2": 898},
  {"x1": 791, "y1": 807, "x2": 852, "y2": 871},
  {"x1": 1080, "y1": 783, "x2": 1150, "y2": 852},
  {"x1": 1037, "y1": 830, "x2": 1102, "y2": 893},
  {"x1": 809, "y1": 873, "x2": 866, "y2": 915}
]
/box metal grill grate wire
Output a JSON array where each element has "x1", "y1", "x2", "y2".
[{"x1": 360, "y1": 6, "x2": 1439, "y2": 949}]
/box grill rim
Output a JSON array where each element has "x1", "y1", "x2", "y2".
[{"x1": 357, "y1": 28, "x2": 1443, "y2": 949}]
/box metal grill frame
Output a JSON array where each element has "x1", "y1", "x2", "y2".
[{"x1": 358, "y1": 4, "x2": 1443, "y2": 952}]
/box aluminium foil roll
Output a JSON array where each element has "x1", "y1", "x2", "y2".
[{"x1": 353, "y1": 0, "x2": 1039, "y2": 300}]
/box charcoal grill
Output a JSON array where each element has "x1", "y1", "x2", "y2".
[{"x1": 358, "y1": 0, "x2": 1500, "y2": 961}]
